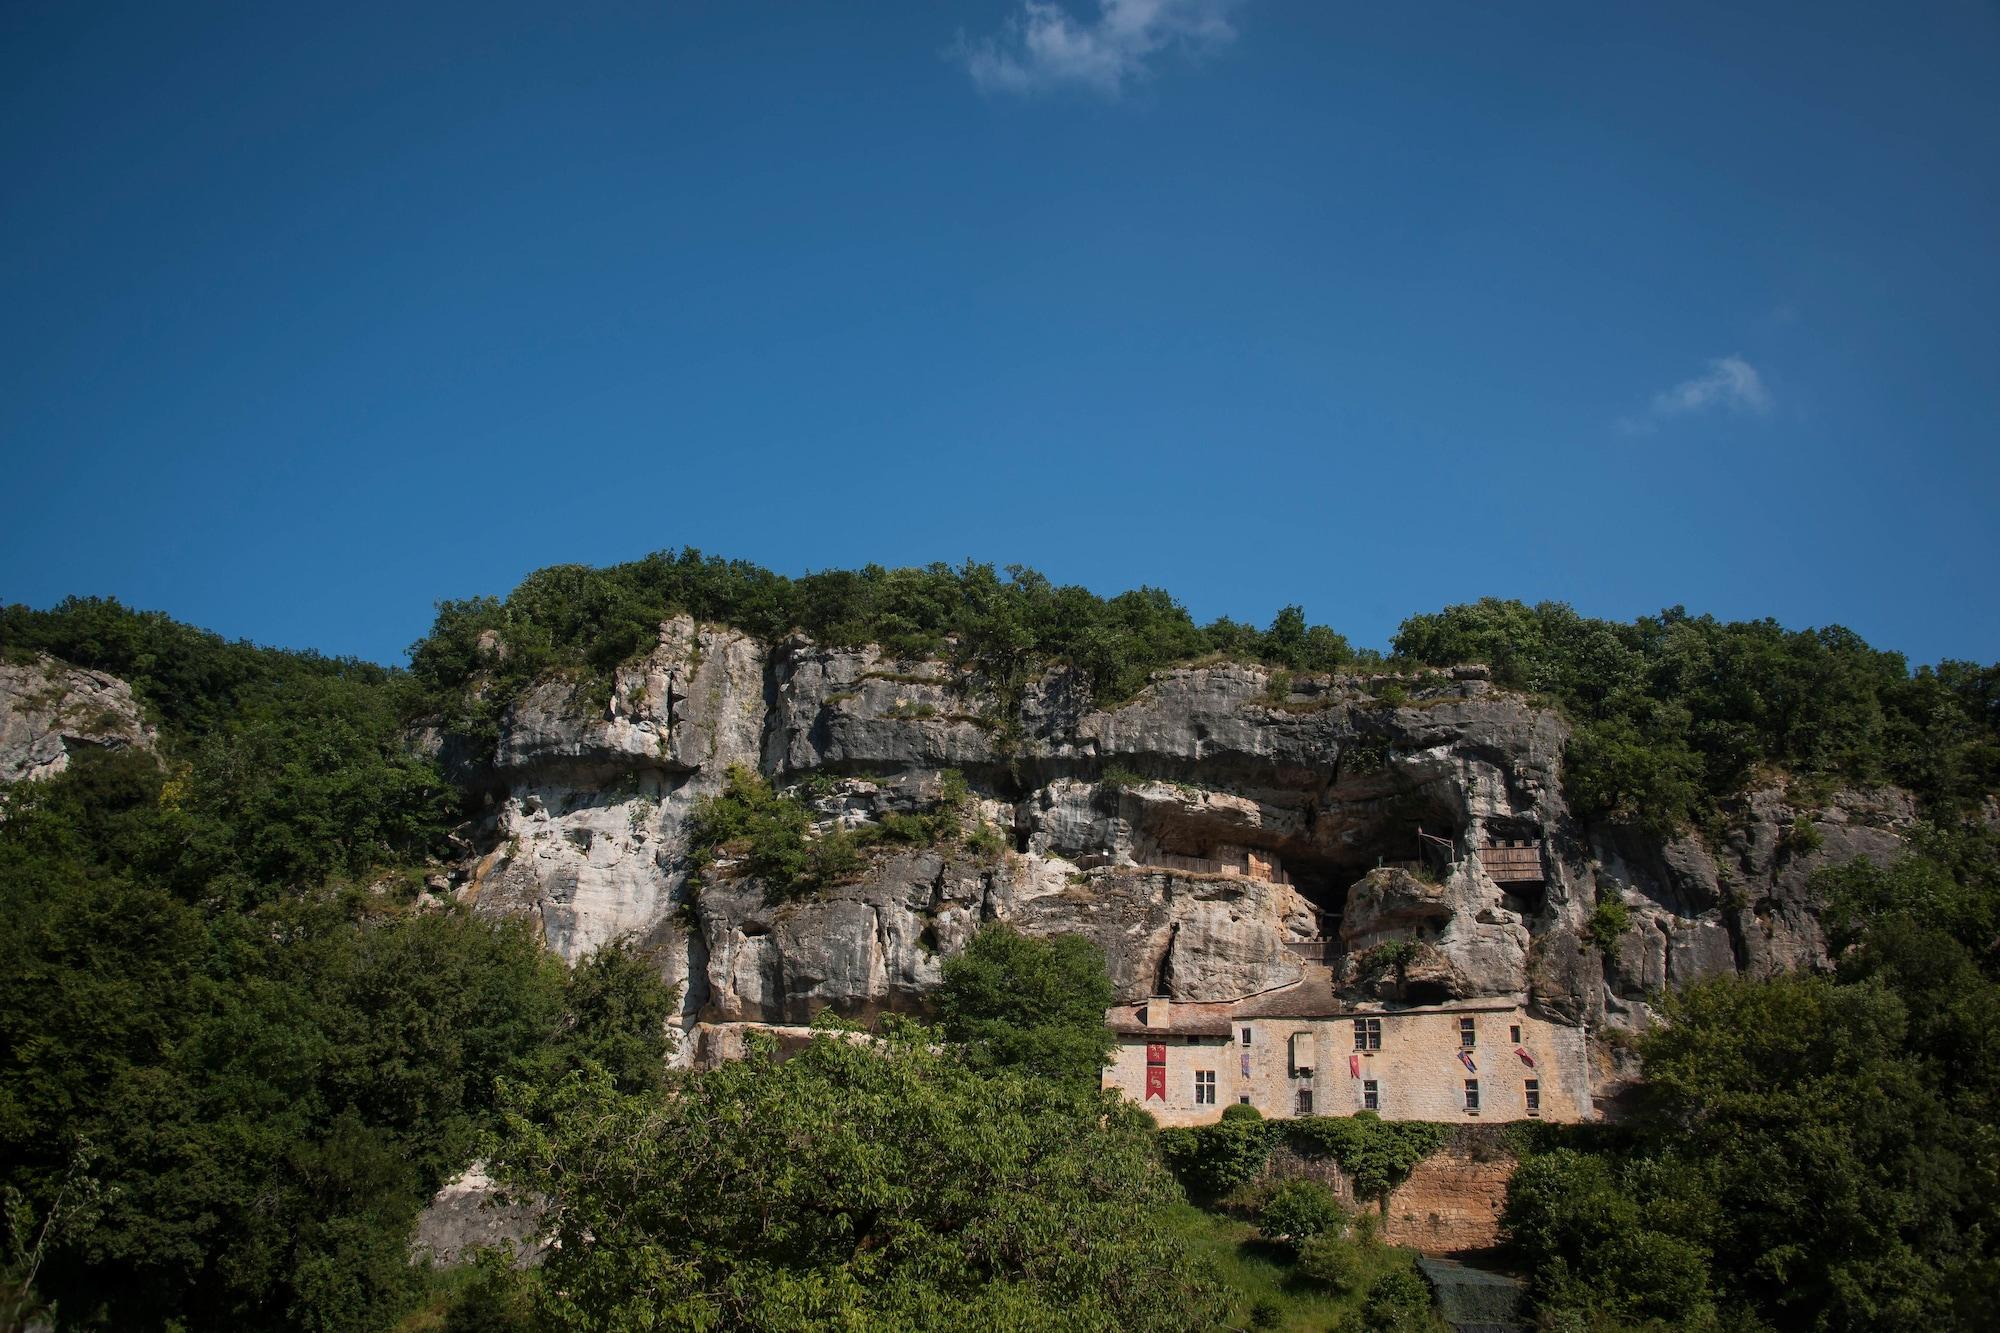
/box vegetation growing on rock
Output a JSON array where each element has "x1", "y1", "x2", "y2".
[
  {"x1": 1394, "y1": 597, "x2": 2000, "y2": 833},
  {"x1": 685, "y1": 765, "x2": 975, "y2": 903},
  {"x1": 1503, "y1": 829, "x2": 2000, "y2": 1331}
]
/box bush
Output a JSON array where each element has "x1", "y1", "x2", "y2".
[
  {"x1": 1157, "y1": 1116, "x2": 1273, "y2": 1199},
  {"x1": 1220, "y1": 1101, "x2": 1265, "y2": 1122},
  {"x1": 1782, "y1": 816, "x2": 1824, "y2": 857},
  {"x1": 1588, "y1": 896, "x2": 1632, "y2": 955},
  {"x1": 495, "y1": 1024, "x2": 1226, "y2": 1331},
  {"x1": 1283, "y1": 1115, "x2": 1448, "y2": 1202},
  {"x1": 1258, "y1": 1178, "x2": 1347, "y2": 1252},
  {"x1": 1296, "y1": 1232, "x2": 1363, "y2": 1292},
  {"x1": 1360, "y1": 1263, "x2": 1437, "y2": 1331}
]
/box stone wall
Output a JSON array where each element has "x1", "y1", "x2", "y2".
[{"x1": 1382, "y1": 1136, "x2": 1518, "y2": 1255}]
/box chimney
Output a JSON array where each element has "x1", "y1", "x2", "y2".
[{"x1": 1146, "y1": 997, "x2": 1172, "y2": 1029}]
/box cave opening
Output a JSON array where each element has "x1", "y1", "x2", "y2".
[{"x1": 1280, "y1": 797, "x2": 1467, "y2": 938}]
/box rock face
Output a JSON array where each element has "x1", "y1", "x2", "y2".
[
  {"x1": 0, "y1": 655, "x2": 155, "y2": 787},
  {"x1": 435, "y1": 617, "x2": 1915, "y2": 1061},
  {"x1": 410, "y1": 1164, "x2": 544, "y2": 1268}
]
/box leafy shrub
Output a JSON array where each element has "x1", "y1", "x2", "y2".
[
  {"x1": 1099, "y1": 764, "x2": 1146, "y2": 791},
  {"x1": 1359, "y1": 1262, "x2": 1438, "y2": 1331},
  {"x1": 688, "y1": 766, "x2": 975, "y2": 901},
  {"x1": 686, "y1": 765, "x2": 818, "y2": 896},
  {"x1": 1781, "y1": 815, "x2": 1824, "y2": 857},
  {"x1": 1588, "y1": 896, "x2": 1632, "y2": 955},
  {"x1": 1220, "y1": 1101, "x2": 1264, "y2": 1122},
  {"x1": 1157, "y1": 1116, "x2": 1273, "y2": 1199},
  {"x1": 1283, "y1": 1114, "x2": 1448, "y2": 1202},
  {"x1": 1359, "y1": 938, "x2": 1420, "y2": 978},
  {"x1": 1296, "y1": 1231, "x2": 1363, "y2": 1292},
  {"x1": 1258, "y1": 1178, "x2": 1347, "y2": 1252},
  {"x1": 495, "y1": 1023, "x2": 1225, "y2": 1331},
  {"x1": 964, "y1": 822, "x2": 1007, "y2": 862}
]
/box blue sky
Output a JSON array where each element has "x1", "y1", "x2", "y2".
[{"x1": 3, "y1": 1, "x2": 1996, "y2": 667}]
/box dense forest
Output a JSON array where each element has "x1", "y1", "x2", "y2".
[{"x1": 4, "y1": 555, "x2": 1998, "y2": 1330}]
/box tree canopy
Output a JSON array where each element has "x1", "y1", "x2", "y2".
[
  {"x1": 1502, "y1": 831, "x2": 2000, "y2": 1331},
  {"x1": 493, "y1": 1020, "x2": 1226, "y2": 1332},
  {"x1": 933, "y1": 924, "x2": 1118, "y2": 1087}
]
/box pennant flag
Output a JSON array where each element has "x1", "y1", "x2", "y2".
[
  {"x1": 1457, "y1": 1049, "x2": 1478, "y2": 1074},
  {"x1": 1515, "y1": 1046, "x2": 1536, "y2": 1068},
  {"x1": 1349, "y1": 1053, "x2": 1361, "y2": 1080},
  {"x1": 1146, "y1": 1043, "x2": 1166, "y2": 1067},
  {"x1": 1145, "y1": 1066, "x2": 1167, "y2": 1101}
]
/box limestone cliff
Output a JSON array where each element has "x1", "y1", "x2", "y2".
[
  {"x1": 0, "y1": 622, "x2": 1905, "y2": 1070},
  {"x1": 0, "y1": 654, "x2": 155, "y2": 788},
  {"x1": 434, "y1": 616, "x2": 1911, "y2": 1066}
]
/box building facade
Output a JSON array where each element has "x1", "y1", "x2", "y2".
[{"x1": 1103, "y1": 983, "x2": 1591, "y2": 1126}]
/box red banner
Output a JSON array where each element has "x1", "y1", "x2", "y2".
[
  {"x1": 1514, "y1": 1046, "x2": 1536, "y2": 1068},
  {"x1": 1349, "y1": 1054, "x2": 1361, "y2": 1080},
  {"x1": 1145, "y1": 1065, "x2": 1167, "y2": 1101},
  {"x1": 1146, "y1": 1043, "x2": 1167, "y2": 1066}
]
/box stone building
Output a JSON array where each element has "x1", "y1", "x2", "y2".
[{"x1": 1102, "y1": 967, "x2": 1591, "y2": 1127}]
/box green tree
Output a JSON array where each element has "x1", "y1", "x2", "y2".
[
  {"x1": 933, "y1": 924, "x2": 1117, "y2": 1086},
  {"x1": 494, "y1": 1021, "x2": 1225, "y2": 1331}
]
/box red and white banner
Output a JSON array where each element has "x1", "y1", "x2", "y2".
[
  {"x1": 1349, "y1": 1053, "x2": 1361, "y2": 1080},
  {"x1": 1514, "y1": 1046, "x2": 1535, "y2": 1068},
  {"x1": 1145, "y1": 1065, "x2": 1167, "y2": 1101},
  {"x1": 1146, "y1": 1043, "x2": 1167, "y2": 1066}
]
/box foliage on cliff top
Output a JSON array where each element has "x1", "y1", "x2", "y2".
[
  {"x1": 1395, "y1": 596, "x2": 2000, "y2": 832},
  {"x1": 406, "y1": 548, "x2": 1357, "y2": 735},
  {"x1": 2, "y1": 596, "x2": 457, "y2": 893}
]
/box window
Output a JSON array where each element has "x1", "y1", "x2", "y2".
[
  {"x1": 1352, "y1": 1017, "x2": 1381, "y2": 1050},
  {"x1": 1525, "y1": 1079, "x2": 1540, "y2": 1116},
  {"x1": 1510, "y1": 1024, "x2": 1522, "y2": 1044},
  {"x1": 1464, "y1": 1079, "x2": 1480, "y2": 1112},
  {"x1": 1460, "y1": 1017, "x2": 1477, "y2": 1048},
  {"x1": 1240, "y1": 1048, "x2": 1250, "y2": 1077},
  {"x1": 1363, "y1": 1079, "x2": 1379, "y2": 1111},
  {"x1": 1296, "y1": 1088, "x2": 1314, "y2": 1114},
  {"x1": 1194, "y1": 1071, "x2": 1216, "y2": 1105},
  {"x1": 1239, "y1": 1094, "x2": 1252, "y2": 1105},
  {"x1": 1240, "y1": 1027, "x2": 1252, "y2": 1045}
]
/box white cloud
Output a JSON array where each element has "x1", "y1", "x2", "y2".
[
  {"x1": 1619, "y1": 356, "x2": 1774, "y2": 434},
  {"x1": 957, "y1": 0, "x2": 1243, "y2": 98}
]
